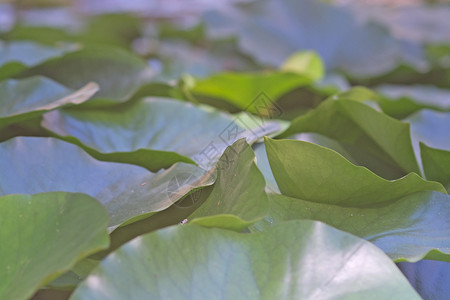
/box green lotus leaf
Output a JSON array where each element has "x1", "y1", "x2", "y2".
[
  {"x1": 251, "y1": 192, "x2": 450, "y2": 262},
  {"x1": 19, "y1": 46, "x2": 153, "y2": 105},
  {"x1": 0, "y1": 76, "x2": 98, "y2": 129},
  {"x1": 42, "y1": 98, "x2": 284, "y2": 171},
  {"x1": 70, "y1": 220, "x2": 420, "y2": 300},
  {"x1": 188, "y1": 139, "x2": 269, "y2": 230},
  {"x1": 0, "y1": 41, "x2": 73, "y2": 81},
  {"x1": 264, "y1": 137, "x2": 445, "y2": 206},
  {"x1": 279, "y1": 98, "x2": 421, "y2": 178},
  {"x1": 0, "y1": 192, "x2": 109, "y2": 300},
  {"x1": 0, "y1": 137, "x2": 214, "y2": 230},
  {"x1": 192, "y1": 71, "x2": 313, "y2": 112}
]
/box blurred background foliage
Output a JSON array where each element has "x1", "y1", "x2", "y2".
[{"x1": 1, "y1": 0, "x2": 448, "y2": 117}]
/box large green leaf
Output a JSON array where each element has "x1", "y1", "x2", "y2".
[
  {"x1": 286, "y1": 130, "x2": 426, "y2": 184},
  {"x1": 291, "y1": 132, "x2": 359, "y2": 164},
  {"x1": 0, "y1": 192, "x2": 109, "y2": 300},
  {"x1": 0, "y1": 76, "x2": 98, "y2": 128},
  {"x1": 188, "y1": 139, "x2": 269, "y2": 230},
  {"x1": 192, "y1": 71, "x2": 312, "y2": 112},
  {"x1": 265, "y1": 138, "x2": 445, "y2": 206},
  {"x1": 282, "y1": 128, "x2": 432, "y2": 190},
  {"x1": 70, "y1": 220, "x2": 420, "y2": 300},
  {"x1": 19, "y1": 46, "x2": 153, "y2": 104},
  {"x1": 251, "y1": 192, "x2": 450, "y2": 262},
  {"x1": 0, "y1": 137, "x2": 214, "y2": 230},
  {"x1": 89, "y1": 140, "x2": 269, "y2": 252},
  {"x1": 0, "y1": 41, "x2": 73, "y2": 81},
  {"x1": 279, "y1": 98, "x2": 421, "y2": 178},
  {"x1": 42, "y1": 98, "x2": 284, "y2": 171}
]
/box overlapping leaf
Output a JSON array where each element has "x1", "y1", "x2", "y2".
[
  {"x1": 105, "y1": 140, "x2": 270, "y2": 251},
  {"x1": 192, "y1": 71, "x2": 314, "y2": 112},
  {"x1": 251, "y1": 192, "x2": 450, "y2": 262},
  {"x1": 263, "y1": 138, "x2": 448, "y2": 261},
  {"x1": 279, "y1": 98, "x2": 421, "y2": 178},
  {"x1": 0, "y1": 41, "x2": 74, "y2": 81},
  {"x1": 265, "y1": 138, "x2": 445, "y2": 206},
  {"x1": 18, "y1": 46, "x2": 153, "y2": 104},
  {"x1": 191, "y1": 52, "x2": 320, "y2": 113},
  {"x1": 42, "y1": 98, "x2": 283, "y2": 171},
  {"x1": 0, "y1": 137, "x2": 214, "y2": 230},
  {"x1": 188, "y1": 139, "x2": 269, "y2": 230},
  {"x1": 0, "y1": 192, "x2": 109, "y2": 300},
  {"x1": 70, "y1": 221, "x2": 420, "y2": 300},
  {"x1": 0, "y1": 76, "x2": 98, "y2": 129}
]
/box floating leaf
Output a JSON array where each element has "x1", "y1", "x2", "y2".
[
  {"x1": 252, "y1": 192, "x2": 450, "y2": 262},
  {"x1": 265, "y1": 137, "x2": 445, "y2": 206},
  {"x1": 19, "y1": 46, "x2": 153, "y2": 104},
  {"x1": 0, "y1": 137, "x2": 214, "y2": 230},
  {"x1": 189, "y1": 139, "x2": 269, "y2": 230},
  {"x1": 70, "y1": 221, "x2": 420, "y2": 300},
  {"x1": 0, "y1": 192, "x2": 109, "y2": 300},
  {"x1": 192, "y1": 71, "x2": 312, "y2": 112},
  {"x1": 42, "y1": 98, "x2": 283, "y2": 171},
  {"x1": 0, "y1": 41, "x2": 70, "y2": 67},
  {"x1": 0, "y1": 41, "x2": 73, "y2": 80},
  {"x1": 0, "y1": 76, "x2": 98, "y2": 129},
  {"x1": 279, "y1": 98, "x2": 421, "y2": 178}
]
